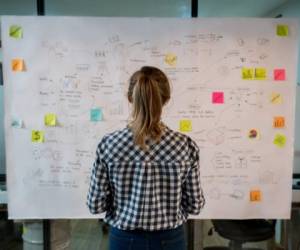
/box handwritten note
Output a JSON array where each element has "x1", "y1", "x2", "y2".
[
  {"x1": 273, "y1": 134, "x2": 286, "y2": 148},
  {"x1": 179, "y1": 120, "x2": 192, "y2": 132},
  {"x1": 45, "y1": 113, "x2": 57, "y2": 126},
  {"x1": 254, "y1": 68, "x2": 267, "y2": 80},
  {"x1": 164, "y1": 53, "x2": 177, "y2": 66},
  {"x1": 242, "y1": 68, "x2": 254, "y2": 80},
  {"x1": 270, "y1": 93, "x2": 283, "y2": 104},
  {"x1": 273, "y1": 117, "x2": 285, "y2": 128},
  {"x1": 212, "y1": 92, "x2": 224, "y2": 104},
  {"x1": 9, "y1": 25, "x2": 23, "y2": 39},
  {"x1": 250, "y1": 190, "x2": 262, "y2": 202},
  {"x1": 31, "y1": 130, "x2": 44, "y2": 143},
  {"x1": 11, "y1": 59, "x2": 25, "y2": 72},
  {"x1": 90, "y1": 108, "x2": 103, "y2": 121},
  {"x1": 277, "y1": 24, "x2": 289, "y2": 37},
  {"x1": 274, "y1": 69, "x2": 286, "y2": 81}
]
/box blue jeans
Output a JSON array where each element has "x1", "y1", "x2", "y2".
[{"x1": 109, "y1": 225, "x2": 186, "y2": 250}]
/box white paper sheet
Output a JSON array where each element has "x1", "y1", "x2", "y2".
[{"x1": 1, "y1": 16, "x2": 298, "y2": 219}]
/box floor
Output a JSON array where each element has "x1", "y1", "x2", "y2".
[{"x1": 1, "y1": 215, "x2": 300, "y2": 250}]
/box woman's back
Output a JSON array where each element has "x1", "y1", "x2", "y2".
[
  {"x1": 87, "y1": 125, "x2": 204, "y2": 231},
  {"x1": 87, "y1": 66, "x2": 205, "y2": 250}
]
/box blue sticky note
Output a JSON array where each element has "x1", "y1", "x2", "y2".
[{"x1": 90, "y1": 108, "x2": 103, "y2": 121}]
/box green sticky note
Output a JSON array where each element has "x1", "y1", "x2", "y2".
[
  {"x1": 45, "y1": 113, "x2": 57, "y2": 126},
  {"x1": 242, "y1": 68, "x2": 254, "y2": 80},
  {"x1": 273, "y1": 134, "x2": 286, "y2": 148},
  {"x1": 9, "y1": 25, "x2": 23, "y2": 39},
  {"x1": 32, "y1": 130, "x2": 45, "y2": 143},
  {"x1": 277, "y1": 25, "x2": 289, "y2": 37},
  {"x1": 254, "y1": 68, "x2": 267, "y2": 80},
  {"x1": 90, "y1": 108, "x2": 103, "y2": 122}
]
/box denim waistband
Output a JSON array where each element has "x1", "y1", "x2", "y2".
[{"x1": 110, "y1": 224, "x2": 184, "y2": 240}]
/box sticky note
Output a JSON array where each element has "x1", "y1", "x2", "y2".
[
  {"x1": 11, "y1": 119, "x2": 23, "y2": 128},
  {"x1": 212, "y1": 92, "x2": 224, "y2": 104},
  {"x1": 273, "y1": 116, "x2": 285, "y2": 128},
  {"x1": 274, "y1": 69, "x2": 286, "y2": 81},
  {"x1": 164, "y1": 53, "x2": 177, "y2": 66},
  {"x1": 273, "y1": 133, "x2": 286, "y2": 148},
  {"x1": 32, "y1": 130, "x2": 44, "y2": 143},
  {"x1": 179, "y1": 120, "x2": 192, "y2": 132},
  {"x1": 45, "y1": 113, "x2": 57, "y2": 126},
  {"x1": 254, "y1": 68, "x2": 267, "y2": 80},
  {"x1": 248, "y1": 129, "x2": 260, "y2": 139},
  {"x1": 277, "y1": 25, "x2": 289, "y2": 37},
  {"x1": 90, "y1": 108, "x2": 103, "y2": 121},
  {"x1": 250, "y1": 190, "x2": 261, "y2": 202},
  {"x1": 9, "y1": 25, "x2": 23, "y2": 39},
  {"x1": 270, "y1": 93, "x2": 282, "y2": 104},
  {"x1": 11, "y1": 59, "x2": 25, "y2": 72},
  {"x1": 242, "y1": 68, "x2": 254, "y2": 80}
]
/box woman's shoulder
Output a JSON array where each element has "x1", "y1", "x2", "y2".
[
  {"x1": 163, "y1": 125, "x2": 199, "y2": 151},
  {"x1": 98, "y1": 127, "x2": 132, "y2": 147}
]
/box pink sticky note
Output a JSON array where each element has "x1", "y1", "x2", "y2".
[
  {"x1": 212, "y1": 92, "x2": 224, "y2": 104},
  {"x1": 274, "y1": 69, "x2": 286, "y2": 81}
]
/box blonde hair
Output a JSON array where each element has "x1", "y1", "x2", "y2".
[{"x1": 128, "y1": 66, "x2": 170, "y2": 149}]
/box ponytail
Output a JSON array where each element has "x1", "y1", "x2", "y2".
[{"x1": 128, "y1": 66, "x2": 170, "y2": 149}]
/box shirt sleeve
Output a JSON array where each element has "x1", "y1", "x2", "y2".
[
  {"x1": 86, "y1": 139, "x2": 112, "y2": 214},
  {"x1": 181, "y1": 137, "x2": 205, "y2": 215}
]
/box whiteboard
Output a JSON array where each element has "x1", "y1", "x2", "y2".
[{"x1": 1, "y1": 16, "x2": 299, "y2": 219}]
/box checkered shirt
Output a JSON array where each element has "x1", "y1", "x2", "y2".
[{"x1": 87, "y1": 125, "x2": 205, "y2": 231}]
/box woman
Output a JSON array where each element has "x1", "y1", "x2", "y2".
[{"x1": 87, "y1": 66, "x2": 205, "y2": 250}]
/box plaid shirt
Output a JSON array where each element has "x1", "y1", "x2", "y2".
[{"x1": 87, "y1": 125, "x2": 205, "y2": 231}]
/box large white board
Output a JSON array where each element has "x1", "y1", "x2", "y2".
[{"x1": 2, "y1": 16, "x2": 299, "y2": 219}]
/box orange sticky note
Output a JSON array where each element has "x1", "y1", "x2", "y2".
[
  {"x1": 273, "y1": 117, "x2": 285, "y2": 128},
  {"x1": 11, "y1": 59, "x2": 25, "y2": 72},
  {"x1": 250, "y1": 190, "x2": 261, "y2": 202}
]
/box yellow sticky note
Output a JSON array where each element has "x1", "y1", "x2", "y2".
[
  {"x1": 273, "y1": 133, "x2": 286, "y2": 148},
  {"x1": 270, "y1": 93, "x2": 283, "y2": 104},
  {"x1": 165, "y1": 53, "x2": 177, "y2": 66},
  {"x1": 32, "y1": 130, "x2": 44, "y2": 143},
  {"x1": 242, "y1": 68, "x2": 254, "y2": 80},
  {"x1": 45, "y1": 113, "x2": 57, "y2": 126},
  {"x1": 250, "y1": 190, "x2": 261, "y2": 202},
  {"x1": 254, "y1": 68, "x2": 267, "y2": 80},
  {"x1": 273, "y1": 116, "x2": 285, "y2": 128},
  {"x1": 180, "y1": 120, "x2": 192, "y2": 132},
  {"x1": 11, "y1": 59, "x2": 25, "y2": 72},
  {"x1": 9, "y1": 25, "x2": 23, "y2": 39},
  {"x1": 277, "y1": 25, "x2": 289, "y2": 37}
]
